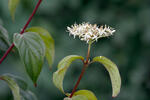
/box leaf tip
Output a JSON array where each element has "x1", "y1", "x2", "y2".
[
  {"x1": 49, "y1": 66, "x2": 52, "y2": 71},
  {"x1": 0, "y1": 77, "x2": 3, "y2": 80},
  {"x1": 12, "y1": 16, "x2": 15, "y2": 22},
  {"x1": 112, "y1": 92, "x2": 120, "y2": 98},
  {"x1": 34, "y1": 83, "x2": 37, "y2": 87},
  {"x1": 112, "y1": 95, "x2": 116, "y2": 98}
]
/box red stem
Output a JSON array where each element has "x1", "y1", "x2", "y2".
[
  {"x1": 69, "y1": 63, "x2": 88, "y2": 98},
  {"x1": 34, "y1": 83, "x2": 37, "y2": 87},
  {"x1": 69, "y1": 44, "x2": 91, "y2": 98},
  {"x1": 0, "y1": 0, "x2": 42, "y2": 64}
]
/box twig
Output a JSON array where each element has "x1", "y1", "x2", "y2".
[
  {"x1": 0, "y1": 0, "x2": 43, "y2": 64},
  {"x1": 69, "y1": 44, "x2": 91, "y2": 98}
]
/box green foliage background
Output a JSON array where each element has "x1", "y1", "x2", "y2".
[{"x1": 0, "y1": 0, "x2": 150, "y2": 100}]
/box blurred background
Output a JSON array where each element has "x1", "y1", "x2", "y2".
[{"x1": 0, "y1": 0, "x2": 150, "y2": 100}]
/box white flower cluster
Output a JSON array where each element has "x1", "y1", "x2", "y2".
[{"x1": 67, "y1": 23, "x2": 116, "y2": 43}]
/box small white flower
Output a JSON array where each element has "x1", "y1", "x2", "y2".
[
  {"x1": 67, "y1": 22, "x2": 116, "y2": 43},
  {"x1": 64, "y1": 97, "x2": 72, "y2": 100}
]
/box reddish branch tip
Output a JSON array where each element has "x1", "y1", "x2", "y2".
[
  {"x1": 112, "y1": 95, "x2": 117, "y2": 98},
  {"x1": 34, "y1": 83, "x2": 37, "y2": 87},
  {"x1": 0, "y1": 77, "x2": 3, "y2": 80}
]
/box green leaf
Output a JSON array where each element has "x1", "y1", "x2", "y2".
[
  {"x1": 21, "y1": 90, "x2": 38, "y2": 100},
  {"x1": 26, "y1": 27, "x2": 55, "y2": 69},
  {"x1": 3, "y1": 74, "x2": 28, "y2": 91},
  {"x1": 53, "y1": 55, "x2": 84, "y2": 93},
  {"x1": 0, "y1": 74, "x2": 38, "y2": 100},
  {"x1": 0, "y1": 74, "x2": 37, "y2": 100},
  {"x1": 92, "y1": 56, "x2": 121, "y2": 97},
  {"x1": 73, "y1": 90, "x2": 97, "y2": 100},
  {"x1": 0, "y1": 25, "x2": 11, "y2": 51},
  {"x1": 8, "y1": 0, "x2": 20, "y2": 21},
  {"x1": 66, "y1": 90, "x2": 97, "y2": 100},
  {"x1": 13, "y1": 32, "x2": 45, "y2": 84},
  {"x1": 0, "y1": 18, "x2": 3, "y2": 25},
  {"x1": 64, "y1": 95, "x2": 88, "y2": 100},
  {"x1": 0, "y1": 75, "x2": 21, "y2": 100}
]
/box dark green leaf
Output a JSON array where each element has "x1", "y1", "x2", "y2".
[
  {"x1": 3, "y1": 74, "x2": 28, "y2": 91},
  {"x1": 0, "y1": 75, "x2": 21, "y2": 100},
  {"x1": 13, "y1": 32, "x2": 45, "y2": 84},
  {"x1": 0, "y1": 74, "x2": 38, "y2": 100},
  {"x1": 26, "y1": 27, "x2": 55, "y2": 69},
  {"x1": 92, "y1": 56, "x2": 121, "y2": 97},
  {"x1": 0, "y1": 25, "x2": 11, "y2": 51}
]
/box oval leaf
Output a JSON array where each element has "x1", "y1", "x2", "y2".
[
  {"x1": 73, "y1": 90, "x2": 97, "y2": 100},
  {"x1": 8, "y1": 0, "x2": 20, "y2": 21},
  {"x1": 64, "y1": 95, "x2": 88, "y2": 100},
  {"x1": 13, "y1": 32, "x2": 45, "y2": 84},
  {"x1": 53, "y1": 55, "x2": 84, "y2": 93},
  {"x1": 26, "y1": 27, "x2": 55, "y2": 69},
  {"x1": 0, "y1": 75, "x2": 21, "y2": 100},
  {"x1": 92, "y1": 56, "x2": 121, "y2": 97},
  {"x1": 0, "y1": 25, "x2": 11, "y2": 51}
]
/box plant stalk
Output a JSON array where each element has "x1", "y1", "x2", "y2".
[
  {"x1": 69, "y1": 44, "x2": 91, "y2": 98},
  {"x1": 85, "y1": 43, "x2": 91, "y2": 64},
  {"x1": 0, "y1": 76, "x2": 3, "y2": 80},
  {"x1": 0, "y1": 0, "x2": 43, "y2": 64}
]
